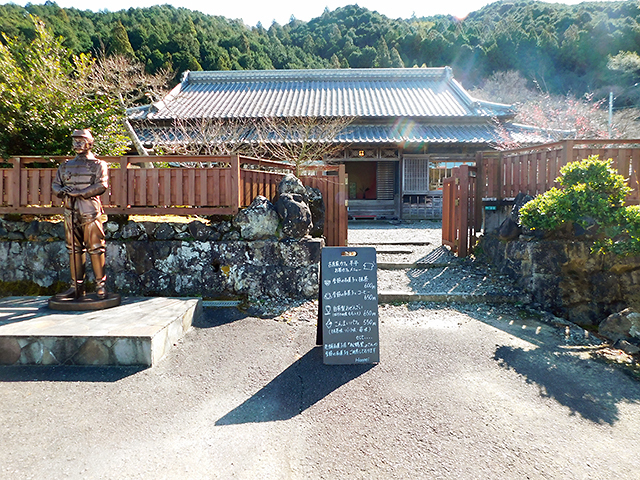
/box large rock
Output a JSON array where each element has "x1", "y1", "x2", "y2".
[
  {"x1": 599, "y1": 308, "x2": 640, "y2": 342},
  {"x1": 275, "y1": 193, "x2": 312, "y2": 239},
  {"x1": 498, "y1": 217, "x2": 521, "y2": 241},
  {"x1": 188, "y1": 220, "x2": 217, "y2": 241},
  {"x1": 306, "y1": 186, "x2": 325, "y2": 237},
  {"x1": 278, "y1": 173, "x2": 307, "y2": 200},
  {"x1": 511, "y1": 192, "x2": 533, "y2": 223},
  {"x1": 233, "y1": 195, "x2": 280, "y2": 240}
]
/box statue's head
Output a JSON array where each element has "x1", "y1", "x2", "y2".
[{"x1": 72, "y1": 129, "x2": 94, "y2": 154}]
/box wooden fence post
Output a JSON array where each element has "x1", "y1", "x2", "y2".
[
  {"x1": 561, "y1": 140, "x2": 574, "y2": 169},
  {"x1": 497, "y1": 151, "x2": 504, "y2": 200},
  {"x1": 474, "y1": 151, "x2": 484, "y2": 231},
  {"x1": 338, "y1": 164, "x2": 348, "y2": 246},
  {"x1": 9, "y1": 157, "x2": 21, "y2": 208},
  {"x1": 458, "y1": 165, "x2": 470, "y2": 257},
  {"x1": 114, "y1": 157, "x2": 127, "y2": 208},
  {"x1": 230, "y1": 154, "x2": 241, "y2": 214}
]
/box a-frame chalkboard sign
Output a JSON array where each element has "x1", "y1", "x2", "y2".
[{"x1": 316, "y1": 247, "x2": 379, "y2": 365}]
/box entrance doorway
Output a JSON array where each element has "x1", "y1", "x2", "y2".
[{"x1": 346, "y1": 161, "x2": 376, "y2": 200}]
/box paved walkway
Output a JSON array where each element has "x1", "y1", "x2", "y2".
[
  {"x1": 1, "y1": 303, "x2": 639, "y2": 479},
  {"x1": 1, "y1": 221, "x2": 638, "y2": 479}
]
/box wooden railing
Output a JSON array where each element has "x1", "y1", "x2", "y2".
[
  {"x1": 0, "y1": 155, "x2": 347, "y2": 246},
  {"x1": 477, "y1": 139, "x2": 640, "y2": 204}
]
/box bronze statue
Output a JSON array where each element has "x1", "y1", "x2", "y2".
[{"x1": 52, "y1": 129, "x2": 109, "y2": 301}]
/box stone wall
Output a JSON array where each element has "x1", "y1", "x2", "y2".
[
  {"x1": 0, "y1": 217, "x2": 323, "y2": 300},
  {"x1": 477, "y1": 233, "x2": 640, "y2": 326}
]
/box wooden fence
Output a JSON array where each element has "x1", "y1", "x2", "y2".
[
  {"x1": 0, "y1": 154, "x2": 348, "y2": 246},
  {"x1": 477, "y1": 139, "x2": 640, "y2": 204},
  {"x1": 444, "y1": 140, "x2": 640, "y2": 257}
]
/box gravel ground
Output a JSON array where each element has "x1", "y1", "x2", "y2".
[
  {"x1": 348, "y1": 219, "x2": 442, "y2": 247},
  {"x1": 376, "y1": 264, "x2": 525, "y2": 296},
  {"x1": 346, "y1": 220, "x2": 521, "y2": 297}
]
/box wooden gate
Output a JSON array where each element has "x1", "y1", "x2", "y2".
[
  {"x1": 442, "y1": 164, "x2": 478, "y2": 257},
  {"x1": 301, "y1": 165, "x2": 348, "y2": 247}
]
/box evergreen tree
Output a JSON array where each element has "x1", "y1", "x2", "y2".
[{"x1": 107, "y1": 21, "x2": 135, "y2": 58}]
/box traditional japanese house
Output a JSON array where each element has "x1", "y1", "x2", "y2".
[{"x1": 130, "y1": 67, "x2": 550, "y2": 219}]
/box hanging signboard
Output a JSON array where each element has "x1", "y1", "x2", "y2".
[{"x1": 318, "y1": 247, "x2": 379, "y2": 365}]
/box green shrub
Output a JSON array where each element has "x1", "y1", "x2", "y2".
[
  {"x1": 558, "y1": 155, "x2": 630, "y2": 205},
  {"x1": 519, "y1": 155, "x2": 640, "y2": 255},
  {"x1": 595, "y1": 205, "x2": 640, "y2": 255}
]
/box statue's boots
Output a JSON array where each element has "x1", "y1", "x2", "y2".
[
  {"x1": 55, "y1": 252, "x2": 85, "y2": 299},
  {"x1": 91, "y1": 253, "x2": 107, "y2": 300}
]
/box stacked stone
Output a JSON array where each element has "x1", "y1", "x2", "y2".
[{"x1": 478, "y1": 234, "x2": 640, "y2": 332}]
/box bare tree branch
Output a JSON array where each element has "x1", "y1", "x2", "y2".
[
  {"x1": 146, "y1": 114, "x2": 354, "y2": 173},
  {"x1": 253, "y1": 116, "x2": 354, "y2": 174},
  {"x1": 84, "y1": 55, "x2": 174, "y2": 160},
  {"x1": 86, "y1": 55, "x2": 173, "y2": 108},
  {"x1": 148, "y1": 117, "x2": 257, "y2": 158}
]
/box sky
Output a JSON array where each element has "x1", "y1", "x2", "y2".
[{"x1": 8, "y1": 0, "x2": 614, "y2": 27}]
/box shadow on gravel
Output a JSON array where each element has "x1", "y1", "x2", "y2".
[
  {"x1": 414, "y1": 246, "x2": 458, "y2": 265},
  {"x1": 194, "y1": 307, "x2": 251, "y2": 328},
  {"x1": 494, "y1": 345, "x2": 640, "y2": 425},
  {"x1": 216, "y1": 347, "x2": 374, "y2": 425},
  {"x1": 405, "y1": 263, "x2": 521, "y2": 297},
  {"x1": 0, "y1": 365, "x2": 145, "y2": 382}
]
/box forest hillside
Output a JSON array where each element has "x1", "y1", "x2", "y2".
[
  {"x1": 1, "y1": 1, "x2": 639, "y2": 101},
  {"x1": 2, "y1": 0, "x2": 640, "y2": 154}
]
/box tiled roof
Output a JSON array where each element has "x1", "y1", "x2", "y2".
[{"x1": 133, "y1": 67, "x2": 515, "y2": 121}]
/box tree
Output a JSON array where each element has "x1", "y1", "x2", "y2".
[
  {"x1": 107, "y1": 21, "x2": 135, "y2": 58},
  {"x1": 148, "y1": 117, "x2": 255, "y2": 157},
  {"x1": 390, "y1": 47, "x2": 404, "y2": 68},
  {"x1": 0, "y1": 17, "x2": 174, "y2": 158},
  {"x1": 378, "y1": 38, "x2": 394, "y2": 68},
  {"x1": 253, "y1": 116, "x2": 355, "y2": 175},
  {"x1": 147, "y1": 115, "x2": 355, "y2": 174},
  {"x1": 0, "y1": 17, "x2": 128, "y2": 157},
  {"x1": 84, "y1": 54, "x2": 173, "y2": 157},
  {"x1": 471, "y1": 70, "x2": 640, "y2": 145}
]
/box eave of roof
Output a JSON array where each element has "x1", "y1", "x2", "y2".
[{"x1": 135, "y1": 121, "x2": 552, "y2": 147}]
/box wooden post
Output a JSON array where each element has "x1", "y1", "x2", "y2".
[
  {"x1": 458, "y1": 165, "x2": 470, "y2": 257},
  {"x1": 118, "y1": 157, "x2": 129, "y2": 208},
  {"x1": 338, "y1": 164, "x2": 348, "y2": 246},
  {"x1": 9, "y1": 157, "x2": 21, "y2": 208},
  {"x1": 474, "y1": 151, "x2": 484, "y2": 232},
  {"x1": 497, "y1": 151, "x2": 504, "y2": 200},
  {"x1": 230, "y1": 154, "x2": 241, "y2": 214},
  {"x1": 560, "y1": 140, "x2": 574, "y2": 170}
]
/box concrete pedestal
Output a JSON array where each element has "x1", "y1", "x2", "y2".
[{"x1": 0, "y1": 296, "x2": 201, "y2": 367}]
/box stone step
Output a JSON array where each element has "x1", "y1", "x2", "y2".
[
  {"x1": 0, "y1": 296, "x2": 201, "y2": 367},
  {"x1": 378, "y1": 291, "x2": 531, "y2": 304},
  {"x1": 377, "y1": 261, "x2": 460, "y2": 270}
]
